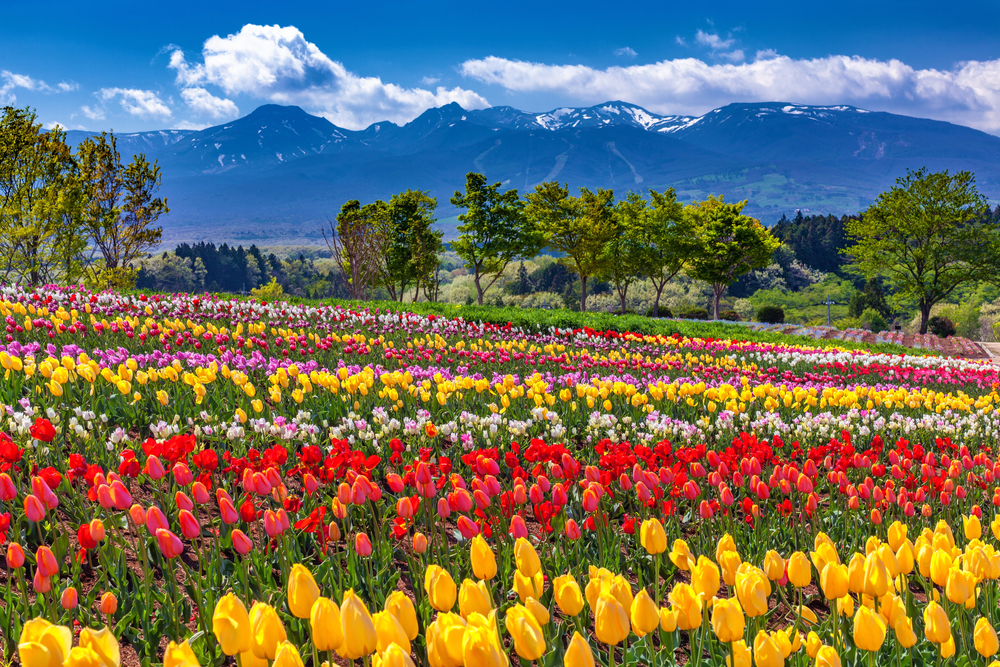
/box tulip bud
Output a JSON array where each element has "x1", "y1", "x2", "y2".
[
  {"x1": 61, "y1": 586, "x2": 79, "y2": 609},
  {"x1": 100, "y1": 591, "x2": 118, "y2": 615}
]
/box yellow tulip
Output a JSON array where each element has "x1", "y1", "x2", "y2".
[
  {"x1": 470, "y1": 535, "x2": 497, "y2": 580},
  {"x1": 660, "y1": 607, "x2": 678, "y2": 632},
  {"x1": 847, "y1": 553, "x2": 866, "y2": 594},
  {"x1": 887, "y1": 521, "x2": 907, "y2": 551},
  {"x1": 946, "y1": 568, "x2": 972, "y2": 605},
  {"x1": 640, "y1": 518, "x2": 667, "y2": 555},
  {"x1": 564, "y1": 632, "x2": 596, "y2": 667},
  {"x1": 384, "y1": 591, "x2": 419, "y2": 641},
  {"x1": 815, "y1": 645, "x2": 842, "y2": 667},
  {"x1": 63, "y1": 648, "x2": 105, "y2": 667},
  {"x1": 810, "y1": 543, "x2": 839, "y2": 577},
  {"x1": 377, "y1": 642, "x2": 417, "y2": 667},
  {"x1": 669, "y1": 583, "x2": 703, "y2": 631},
  {"x1": 895, "y1": 540, "x2": 914, "y2": 576},
  {"x1": 250, "y1": 603, "x2": 287, "y2": 660},
  {"x1": 310, "y1": 597, "x2": 344, "y2": 652},
  {"x1": 923, "y1": 601, "x2": 951, "y2": 644},
  {"x1": 525, "y1": 597, "x2": 549, "y2": 626},
  {"x1": 711, "y1": 597, "x2": 745, "y2": 643},
  {"x1": 941, "y1": 635, "x2": 956, "y2": 659},
  {"x1": 163, "y1": 641, "x2": 200, "y2": 667},
  {"x1": 894, "y1": 616, "x2": 917, "y2": 649},
  {"x1": 965, "y1": 514, "x2": 983, "y2": 541},
  {"x1": 553, "y1": 574, "x2": 584, "y2": 617},
  {"x1": 878, "y1": 593, "x2": 905, "y2": 629},
  {"x1": 373, "y1": 611, "x2": 411, "y2": 655},
  {"x1": 763, "y1": 550, "x2": 784, "y2": 581},
  {"x1": 459, "y1": 579, "x2": 493, "y2": 620},
  {"x1": 272, "y1": 641, "x2": 304, "y2": 667},
  {"x1": 735, "y1": 565, "x2": 770, "y2": 617},
  {"x1": 212, "y1": 593, "x2": 253, "y2": 656},
  {"x1": 18, "y1": 620, "x2": 72, "y2": 667},
  {"x1": 853, "y1": 606, "x2": 886, "y2": 652},
  {"x1": 339, "y1": 590, "x2": 377, "y2": 660},
  {"x1": 461, "y1": 621, "x2": 504, "y2": 667},
  {"x1": 78, "y1": 627, "x2": 120, "y2": 667},
  {"x1": 875, "y1": 544, "x2": 899, "y2": 578},
  {"x1": 630, "y1": 588, "x2": 660, "y2": 637},
  {"x1": 805, "y1": 631, "x2": 822, "y2": 659},
  {"x1": 594, "y1": 593, "x2": 630, "y2": 645},
  {"x1": 837, "y1": 595, "x2": 854, "y2": 618},
  {"x1": 514, "y1": 537, "x2": 541, "y2": 577},
  {"x1": 424, "y1": 565, "x2": 458, "y2": 612},
  {"x1": 287, "y1": 564, "x2": 320, "y2": 619},
  {"x1": 691, "y1": 555, "x2": 721, "y2": 601},
  {"x1": 752, "y1": 630, "x2": 783, "y2": 667},
  {"x1": 930, "y1": 550, "x2": 953, "y2": 587},
  {"x1": 505, "y1": 604, "x2": 545, "y2": 661},
  {"x1": 426, "y1": 613, "x2": 466, "y2": 667},
  {"x1": 786, "y1": 552, "x2": 810, "y2": 588},
  {"x1": 669, "y1": 539, "x2": 695, "y2": 571},
  {"x1": 513, "y1": 569, "x2": 545, "y2": 603},
  {"x1": 819, "y1": 562, "x2": 848, "y2": 600},
  {"x1": 716, "y1": 533, "x2": 738, "y2": 562},
  {"x1": 727, "y1": 639, "x2": 752, "y2": 667},
  {"x1": 862, "y1": 553, "x2": 891, "y2": 598},
  {"x1": 976, "y1": 617, "x2": 1000, "y2": 658},
  {"x1": 609, "y1": 575, "x2": 633, "y2": 610}
]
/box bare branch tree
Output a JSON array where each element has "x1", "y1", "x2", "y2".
[{"x1": 323, "y1": 199, "x2": 391, "y2": 301}]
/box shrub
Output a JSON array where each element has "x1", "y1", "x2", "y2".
[
  {"x1": 720, "y1": 310, "x2": 741, "y2": 322},
  {"x1": 677, "y1": 307, "x2": 709, "y2": 320},
  {"x1": 756, "y1": 305, "x2": 785, "y2": 324},
  {"x1": 928, "y1": 315, "x2": 956, "y2": 338},
  {"x1": 251, "y1": 277, "x2": 284, "y2": 301},
  {"x1": 859, "y1": 308, "x2": 888, "y2": 333},
  {"x1": 646, "y1": 307, "x2": 674, "y2": 318}
]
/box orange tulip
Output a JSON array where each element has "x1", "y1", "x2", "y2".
[
  {"x1": 36, "y1": 546, "x2": 58, "y2": 578},
  {"x1": 99, "y1": 592, "x2": 118, "y2": 615}
]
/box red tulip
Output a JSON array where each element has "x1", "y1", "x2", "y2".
[
  {"x1": 179, "y1": 510, "x2": 201, "y2": 539},
  {"x1": 232, "y1": 529, "x2": 253, "y2": 554},
  {"x1": 239, "y1": 498, "x2": 257, "y2": 522},
  {"x1": 146, "y1": 506, "x2": 169, "y2": 535},
  {"x1": 61, "y1": 586, "x2": 78, "y2": 609},
  {"x1": 191, "y1": 481, "x2": 211, "y2": 504},
  {"x1": 145, "y1": 454, "x2": 166, "y2": 480},
  {"x1": 36, "y1": 546, "x2": 58, "y2": 577},
  {"x1": 155, "y1": 529, "x2": 183, "y2": 559},
  {"x1": 219, "y1": 497, "x2": 239, "y2": 524},
  {"x1": 29, "y1": 418, "x2": 56, "y2": 443},
  {"x1": 457, "y1": 516, "x2": 479, "y2": 538},
  {"x1": 24, "y1": 495, "x2": 45, "y2": 522},
  {"x1": 355, "y1": 533, "x2": 373, "y2": 556},
  {"x1": 175, "y1": 491, "x2": 194, "y2": 511},
  {"x1": 386, "y1": 473, "x2": 404, "y2": 493},
  {"x1": 0, "y1": 473, "x2": 16, "y2": 501},
  {"x1": 6, "y1": 543, "x2": 24, "y2": 569},
  {"x1": 109, "y1": 480, "x2": 132, "y2": 509},
  {"x1": 89, "y1": 519, "x2": 106, "y2": 542}
]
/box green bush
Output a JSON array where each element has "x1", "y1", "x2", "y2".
[
  {"x1": 676, "y1": 307, "x2": 709, "y2": 320},
  {"x1": 646, "y1": 306, "x2": 674, "y2": 318},
  {"x1": 756, "y1": 305, "x2": 785, "y2": 324},
  {"x1": 928, "y1": 316, "x2": 956, "y2": 338},
  {"x1": 251, "y1": 276, "x2": 284, "y2": 301},
  {"x1": 719, "y1": 310, "x2": 741, "y2": 322},
  {"x1": 859, "y1": 308, "x2": 888, "y2": 333}
]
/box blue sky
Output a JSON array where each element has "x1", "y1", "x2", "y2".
[{"x1": 4, "y1": 0, "x2": 1000, "y2": 133}]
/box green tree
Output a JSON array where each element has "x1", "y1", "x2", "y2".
[
  {"x1": 686, "y1": 196, "x2": 780, "y2": 319},
  {"x1": 325, "y1": 199, "x2": 392, "y2": 301},
  {"x1": 843, "y1": 167, "x2": 999, "y2": 334},
  {"x1": 384, "y1": 190, "x2": 441, "y2": 302},
  {"x1": 0, "y1": 107, "x2": 87, "y2": 286},
  {"x1": 641, "y1": 188, "x2": 693, "y2": 317},
  {"x1": 77, "y1": 132, "x2": 169, "y2": 288},
  {"x1": 525, "y1": 182, "x2": 615, "y2": 312},
  {"x1": 600, "y1": 192, "x2": 648, "y2": 314},
  {"x1": 451, "y1": 173, "x2": 541, "y2": 305}
]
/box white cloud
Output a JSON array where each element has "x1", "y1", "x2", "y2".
[
  {"x1": 614, "y1": 47, "x2": 638, "y2": 58},
  {"x1": 180, "y1": 87, "x2": 238, "y2": 119},
  {"x1": 460, "y1": 54, "x2": 1000, "y2": 133},
  {"x1": 44, "y1": 121, "x2": 66, "y2": 130},
  {"x1": 420, "y1": 76, "x2": 441, "y2": 85},
  {"x1": 1, "y1": 70, "x2": 76, "y2": 104},
  {"x1": 98, "y1": 88, "x2": 172, "y2": 119},
  {"x1": 167, "y1": 23, "x2": 489, "y2": 129},
  {"x1": 695, "y1": 30, "x2": 735, "y2": 51},
  {"x1": 173, "y1": 120, "x2": 211, "y2": 131},
  {"x1": 719, "y1": 49, "x2": 745, "y2": 63},
  {"x1": 80, "y1": 105, "x2": 105, "y2": 120}
]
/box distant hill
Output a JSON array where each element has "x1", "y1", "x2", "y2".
[{"x1": 66, "y1": 101, "x2": 1000, "y2": 246}]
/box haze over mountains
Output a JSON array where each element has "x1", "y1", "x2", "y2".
[{"x1": 65, "y1": 101, "x2": 1000, "y2": 246}]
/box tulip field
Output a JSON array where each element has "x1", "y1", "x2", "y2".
[{"x1": 5, "y1": 287, "x2": 1000, "y2": 667}]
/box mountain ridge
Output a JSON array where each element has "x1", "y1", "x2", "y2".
[{"x1": 64, "y1": 101, "x2": 1000, "y2": 246}]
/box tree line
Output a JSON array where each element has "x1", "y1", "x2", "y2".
[
  {"x1": 330, "y1": 173, "x2": 780, "y2": 318},
  {"x1": 0, "y1": 106, "x2": 167, "y2": 288}
]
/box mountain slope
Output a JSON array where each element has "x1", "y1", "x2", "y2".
[{"x1": 68, "y1": 101, "x2": 1000, "y2": 245}]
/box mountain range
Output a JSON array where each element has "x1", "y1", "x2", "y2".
[{"x1": 65, "y1": 101, "x2": 1000, "y2": 246}]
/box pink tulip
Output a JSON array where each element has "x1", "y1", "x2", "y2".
[
  {"x1": 24, "y1": 495, "x2": 45, "y2": 522},
  {"x1": 109, "y1": 480, "x2": 132, "y2": 510},
  {"x1": 172, "y1": 463, "x2": 193, "y2": 486},
  {"x1": 156, "y1": 529, "x2": 184, "y2": 559},
  {"x1": 129, "y1": 504, "x2": 147, "y2": 527},
  {"x1": 36, "y1": 546, "x2": 58, "y2": 577},
  {"x1": 232, "y1": 529, "x2": 253, "y2": 554},
  {"x1": 355, "y1": 533, "x2": 373, "y2": 557},
  {"x1": 179, "y1": 510, "x2": 201, "y2": 539},
  {"x1": 0, "y1": 473, "x2": 16, "y2": 501},
  {"x1": 457, "y1": 516, "x2": 479, "y2": 538},
  {"x1": 145, "y1": 455, "x2": 165, "y2": 480},
  {"x1": 565, "y1": 519, "x2": 581, "y2": 540},
  {"x1": 146, "y1": 506, "x2": 169, "y2": 535},
  {"x1": 510, "y1": 515, "x2": 528, "y2": 539},
  {"x1": 191, "y1": 482, "x2": 211, "y2": 504},
  {"x1": 175, "y1": 491, "x2": 194, "y2": 512}
]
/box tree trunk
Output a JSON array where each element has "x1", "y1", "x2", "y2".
[
  {"x1": 580, "y1": 276, "x2": 589, "y2": 312},
  {"x1": 652, "y1": 282, "x2": 665, "y2": 318},
  {"x1": 919, "y1": 301, "x2": 933, "y2": 335},
  {"x1": 618, "y1": 286, "x2": 627, "y2": 315},
  {"x1": 713, "y1": 283, "x2": 725, "y2": 320},
  {"x1": 475, "y1": 274, "x2": 484, "y2": 305}
]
